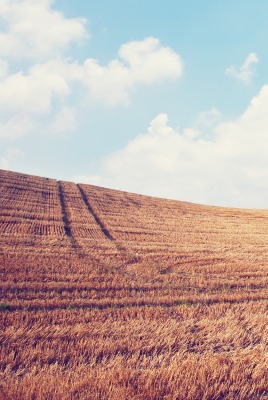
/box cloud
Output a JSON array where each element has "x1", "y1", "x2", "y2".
[
  {"x1": 119, "y1": 37, "x2": 183, "y2": 84},
  {"x1": 0, "y1": 59, "x2": 9, "y2": 79},
  {"x1": 0, "y1": 147, "x2": 25, "y2": 169},
  {"x1": 0, "y1": 0, "x2": 88, "y2": 61},
  {"x1": 0, "y1": 61, "x2": 70, "y2": 116},
  {"x1": 93, "y1": 85, "x2": 268, "y2": 208},
  {"x1": 50, "y1": 106, "x2": 77, "y2": 135},
  {"x1": 0, "y1": 114, "x2": 37, "y2": 139},
  {"x1": 73, "y1": 174, "x2": 101, "y2": 185},
  {"x1": 196, "y1": 108, "x2": 221, "y2": 128},
  {"x1": 82, "y1": 37, "x2": 183, "y2": 105},
  {"x1": 225, "y1": 53, "x2": 259, "y2": 85},
  {"x1": 0, "y1": 59, "x2": 74, "y2": 139},
  {"x1": 0, "y1": 1, "x2": 184, "y2": 139},
  {"x1": 0, "y1": 0, "x2": 86, "y2": 140},
  {"x1": 0, "y1": 35, "x2": 183, "y2": 139}
]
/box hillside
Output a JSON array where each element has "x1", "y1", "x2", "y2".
[{"x1": 0, "y1": 169, "x2": 268, "y2": 399}]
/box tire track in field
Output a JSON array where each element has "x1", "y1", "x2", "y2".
[
  {"x1": 77, "y1": 184, "x2": 140, "y2": 264},
  {"x1": 77, "y1": 184, "x2": 114, "y2": 242},
  {"x1": 58, "y1": 180, "x2": 82, "y2": 254},
  {"x1": 58, "y1": 181, "x2": 116, "y2": 263}
]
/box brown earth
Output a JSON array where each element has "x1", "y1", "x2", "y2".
[{"x1": 0, "y1": 169, "x2": 268, "y2": 399}]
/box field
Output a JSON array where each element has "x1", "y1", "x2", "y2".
[{"x1": 0, "y1": 169, "x2": 268, "y2": 399}]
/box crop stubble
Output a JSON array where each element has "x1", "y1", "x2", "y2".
[{"x1": 0, "y1": 169, "x2": 268, "y2": 399}]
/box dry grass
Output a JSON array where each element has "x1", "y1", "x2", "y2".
[{"x1": 0, "y1": 169, "x2": 268, "y2": 399}]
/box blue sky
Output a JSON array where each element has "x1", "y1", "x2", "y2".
[{"x1": 1, "y1": 0, "x2": 268, "y2": 208}]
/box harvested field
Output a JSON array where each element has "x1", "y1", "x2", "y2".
[{"x1": 0, "y1": 169, "x2": 268, "y2": 399}]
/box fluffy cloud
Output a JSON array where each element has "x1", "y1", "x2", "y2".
[
  {"x1": 0, "y1": 61, "x2": 70, "y2": 116},
  {"x1": 50, "y1": 106, "x2": 77, "y2": 135},
  {"x1": 119, "y1": 37, "x2": 183, "y2": 84},
  {"x1": 0, "y1": 36, "x2": 183, "y2": 138},
  {"x1": 196, "y1": 108, "x2": 221, "y2": 128},
  {"x1": 88, "y1": 85, "x2": 268, "y2": 208},
  {"x1": 0, "y1": 0, "x2": 86, "y2": 141},
  {"x1": 73, "y1": 174, "x2": 101, "y2": 186},
  {"x1": 225, "y1": 53, "x2": 259, "y2": 85},
  {"x1": 0, "y1": 114, "x2": 37, "y2": 139},
  {"x1": 82, "y1": 37, "x2": 183, "y2": 105},
  {"x1": 0, "y1": 0, "x2": 88, "y2": 61},
  {"x1": 0, "y1": 147, "x2": 25, "y2": 169},
  {"x1": 0, "y1": 1, "x2": 183, "y2": 139},
  {"x1": 0, "y1": 59, "x2": 9, "y2": 79}
]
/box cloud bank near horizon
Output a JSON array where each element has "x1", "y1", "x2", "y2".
[{"x1": 76, "y1": 84, "x2": 268, "y2": 209}]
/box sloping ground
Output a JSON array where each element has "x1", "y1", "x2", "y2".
[{"x1": 0, "y1": 169, "x2": 268, "y2": 399}]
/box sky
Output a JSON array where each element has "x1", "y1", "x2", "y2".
[{"x1": 1, "y1": 0, "x2": 268, "y2": 209}]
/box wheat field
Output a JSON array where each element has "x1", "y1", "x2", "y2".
[{"x1": 0, "y1": 169, "x2": 268, "y2": 399}]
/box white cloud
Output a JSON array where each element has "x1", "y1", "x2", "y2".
[
  {"x1": 0, "y1": 147, "x2": 25, "y2": 169},
  {"x1": 215, "y1": 85, "x2": 268, "y2": 143},
  {"x1": 0, "y1": 61, "x2": 70, "y2": 116},
  {"x1": 73, "y1": 174, "x2": 101, "y2": 185},
  {"x1": 94, "y1": 85, "x2": 268, "y2": 208},
  {"x1": 196, "y1": 108, "x2": 221, "y2": 128},
  {"x1": 0, "y1": 1, "x2": 184, "y2": 140},
  {"x1": 0, "y1": 35, "x2": 184, "y2": 138},
  {"x1": 0, "y1": 114, "x2": 37, "y2": 139},
  {"x1": 0, "y1": 0, "x2": 88, "y2": 61},
  {"x1": 225, "y1": 53, "x2": 259, "y2": 85},
  {"x1": 0, "y1": 58, "x2": 76, "y2": 139},
  {"x1": 0, "y1": 59, "x2": 9, "y2": 80},
  {"x1": 119, "y1": 37, "x2": 183, "y2": 84},
  {"x1": 50, "y1": 106, "x2": 77, "y2": 135},
  {"x1": 82, "y1": 37, "x2": 183, "y2": 105}
]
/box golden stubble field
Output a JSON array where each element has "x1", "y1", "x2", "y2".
[{"x1": 0, "y1": 169, "x2": 268, "y2": 399}]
